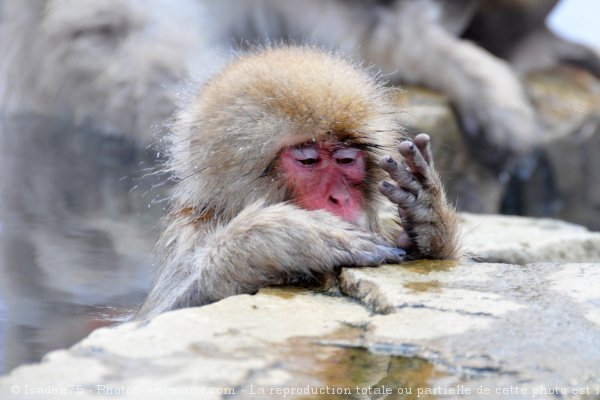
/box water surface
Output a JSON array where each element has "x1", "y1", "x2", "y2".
[{"x1": 0, "y1": 115, "x2": 166, "y2": 373}]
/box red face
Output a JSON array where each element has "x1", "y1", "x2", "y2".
[{"x1": 279, "y1": 140, "x2": 366, "y2": 223}]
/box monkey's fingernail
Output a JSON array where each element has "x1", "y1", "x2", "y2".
[
  {"x1": 385, "y1": 156, "x2": 396, "y2": 165},
  {"x1": 395, "y1": 248, "x2": 406, "y2": 257},
  {"x1": 399, "y1": 141, "x2": 414, "y2": 154},
  {"x1": 381, "y1": 181, "x2": 393, "y2": 189},
  {"x1": 417, "y1": 133, "x2": 431, "y2": 140}
]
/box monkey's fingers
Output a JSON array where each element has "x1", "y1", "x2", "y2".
[
  {"x1": 378, "y1": 245, "x2": 407, "y2": 264},
  {"x1": 399, "y1": 140, "x2": 430, "y2": 184},
  {"x1": 348, "y1": 245, "x2": 406, "y2": 267},
  {"x1": 378, "y1": 156, "x2": 421, "y2": 195},
  {"x1": 413, "y1": 133, "x2": 433, "y2": 167},
  {"x1": 379, "y1": 181, "x2": 416, "y2": 209}
]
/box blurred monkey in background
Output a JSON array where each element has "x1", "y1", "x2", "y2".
[
  {"x1": 2, "y1": 0, "x2": 597, "y2": 168},
  {"x1": 465, "y1": 0, "x2": 600, "y2": 78}
]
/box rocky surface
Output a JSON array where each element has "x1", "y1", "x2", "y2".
[
  {"x1": 460, "y1": 212, "x2": 600, "y2": 264},
  {"x1": 503, "y1": 67, "x2": 600, "y2": 230},
  {"x1": 1, "y1": 213, "x2": 600, "y2": 399}
]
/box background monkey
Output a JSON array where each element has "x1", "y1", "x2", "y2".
[
  {"x1": 137, "y1": 47, "x2": 460, "y2": 319},
  {"x1": 0, "y1": 0, "x2": 537, "y2": 170},
  {"x1": 3, "y1": 1, "x2": 597, "y2": 169}
]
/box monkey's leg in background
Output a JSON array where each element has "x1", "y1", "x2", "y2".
[
  {"x1": 136, "y1": 202, "x2": 405, "y2": 320},
  {"x1": 363, "y1": 0, "x2": 539, "y2": 172}
]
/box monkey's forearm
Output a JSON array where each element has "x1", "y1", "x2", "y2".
[
  {"x1": 363, "y1": 1, "x2": 536, "y2": 167},
  {"x1": 394, "y1": 182, "x2": 461, "y2": 261},
  {"x1": 201, "y1": 203, "x2": 405, "y2": 294},
  {"x1": 405, "y1": 194, "x2": 461, "y2": 261},
  {"x1": 137, "y1": 202, "x2": 404, "y2": 319}
]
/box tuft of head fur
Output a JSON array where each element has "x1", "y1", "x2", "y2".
[{"x1": 168, "y1": 46, "x2": 402, "y2": 228}]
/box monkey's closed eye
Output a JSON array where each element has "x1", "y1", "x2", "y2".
[
  {"x1": 299, "y1": 158, "x2": 319, "y2": 166},
  {"x1": 290, "y1": 147, "x2": 320, "y2": 167},
  {"x1": 333, "y1": 148, "x2": 361, "y2": 165}
]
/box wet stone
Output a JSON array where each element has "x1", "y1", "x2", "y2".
[{"x1": 2, "y1": 214, "x2": 600, "y2": 399}]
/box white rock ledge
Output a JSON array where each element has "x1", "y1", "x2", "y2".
[
  {"x1": 1, "y1": 214, "x2": 600, "y2": 399},
  {"x1": 460, "y1": 212, "x2": 600, "y2": 264}
]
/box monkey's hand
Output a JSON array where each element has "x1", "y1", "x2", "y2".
[
  {"x1": 378, "y1": 133, "x2": 460, "y2": 260},
  {"x1": 137, "y1": 203, "x2": 406, "y2": 319},
  {"x1": 209, "y1": 202, "x2": 406, "y2": 272},
  {"x1": 192, "y1": 203, "x2": 406, "y2": 301}
]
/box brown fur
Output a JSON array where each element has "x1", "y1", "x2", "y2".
[{"x1": 136, "y1": 46, "x2": 461, "y2": 320}]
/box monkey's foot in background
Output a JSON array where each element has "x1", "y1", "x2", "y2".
[
  {"x1": 457, "y1": 92, "x2": 538, "y2": 174},
  {"x1": 379, "y1": 133, "x2": 460, "y2": 261}
]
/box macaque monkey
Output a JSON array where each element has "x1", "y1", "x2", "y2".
[{"x1": 136, "y1": 47, "x2": 460, "y2": 319}]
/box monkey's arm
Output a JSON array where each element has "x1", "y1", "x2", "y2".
[
  {"x1": 136, "y1": 203, "x2": 405, "y2": 319},
  {"x1": 379, "y1": 134, "x2": 461, "y2": 261},
  {"x1": 363, "y1": 1, "x2": 538, "y2": 171}
]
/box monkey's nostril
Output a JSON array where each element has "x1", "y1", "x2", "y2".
[{"x1": 329, "y1": 195, "x2": 351, "y2": 207}]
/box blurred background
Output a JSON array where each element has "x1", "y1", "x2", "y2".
[{"x1": 0, "y1": 0, "x2": 598, "y2": 374}]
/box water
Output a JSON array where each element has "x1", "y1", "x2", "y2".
[
  {"x1": 287, "y1": 344, "x2": 445, "y2": 400},
  {"x1": 0, "y1": 115, "x2": 167, "y2": 374}
]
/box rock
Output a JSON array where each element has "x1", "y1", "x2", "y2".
[
  {"x1": 2, "y1": 213, "x2": 600, "y2": 399},
  {"x1": 0, "y1": 292, "x2": 382, "y2": 400},
  {"x1": 527, "y1": 67, "x2": 600, "y2": 132},
  {"x1": 504, "y1": 67, "x2": 600, "y2": 230},
  {"x1": 459, "y1": 212, "x2": 600, "y2": 264},
  {"x1": 340, "y1": 261, "x2": 600, "y2": 396}
]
